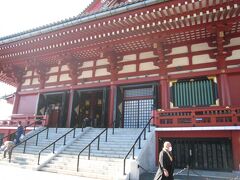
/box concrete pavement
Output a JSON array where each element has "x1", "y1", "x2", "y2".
[
  {"x1": 0, "y1": 164, "x2": 96, "y2": 180},
  {"x1": 140, "y1": 169, "x2": 240, "y2": 180}
]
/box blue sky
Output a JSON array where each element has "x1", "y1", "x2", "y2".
[{"x1": 0, "y1": 0, "x2": 93, "y2": 96}]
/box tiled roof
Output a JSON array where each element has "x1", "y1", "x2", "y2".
[{"x1": 0, "y1": 0, "x2": 162, "y2": 43}]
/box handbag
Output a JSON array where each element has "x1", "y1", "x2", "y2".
[{"x1": 20, "y1": 134, "x2": 25, "y2": 140}]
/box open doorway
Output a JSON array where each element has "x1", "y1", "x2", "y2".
[
  {"x1": 115, "y1": 83, "x2": 158, "y2": 128},
  {"x1": 36, "y1": 91, "x2": 68, "y2": 127},
  {"x1": 71, "y1": 88, "x2": 108, "y2": 128}
]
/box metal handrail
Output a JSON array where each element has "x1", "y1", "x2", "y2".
[
  {"x1": 81, "y1": 120, "x2": 86, "y2": 132},
  {"x1": 112, "y1": 120, "x2": 115, "y2": 135},
  {"x1": 0, "y1": 118, "x2": 45, "y2": 145},
  {"x1": 9, "y1": 127, "x2": 49, "y2": 162},
  {"x1": 55, "y1": 122, "x2": 58, "y2": 133},
  {"x1": 38, "y1": 128, "x2": 76, "y2": 165},
  {"x1": 77, "y1": 128, "x2": 108, "y2": 172},
  {"x1": 138, "y1": 164, "x2": 155, "y2": 173},
  {"x1": 23, "y1": 117, "x2": 46, "y2": 133},
  {"x1": 123, "y1": 116, "x2": 153, "y2": 175}
]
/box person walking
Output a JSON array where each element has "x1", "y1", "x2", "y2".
[
  {"x1": 154, "y1": 141, "x2": 174, "y2": 180},
  {"x1": 15, "y1": 121, "x2": 24, "y2": 145},
  {"x1": 1, "y1": 141, "x2": 15, "y2": 159}
]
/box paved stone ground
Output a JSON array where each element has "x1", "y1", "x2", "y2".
[
  {"x1": 0, "y1": 164, "x2": 96, "y2": 180},
  {"x1": 140, "y1": 169, "x2": 240, "y2": 180},
  {"x1": 1, "y1": 163, "x2": 239, "y2": 180}
]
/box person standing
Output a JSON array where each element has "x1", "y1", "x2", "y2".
[
  {"x1": 154, "y1": 141, "x2": 174, "y2": 180},
  {"x1": 15, "y1": 121, "x2": 24, "y2": 145}
]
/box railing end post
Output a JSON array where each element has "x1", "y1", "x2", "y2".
[
  {"x1": 123, "y1": 160, "x2": 126, "y2": 176},
  {"x1": 105, "y1": 128, "x2": 108, "y2": 142}
]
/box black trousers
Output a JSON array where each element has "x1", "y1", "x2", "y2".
[{"x1": 3, "y1": 149, "x2": 12, "y2": 159}]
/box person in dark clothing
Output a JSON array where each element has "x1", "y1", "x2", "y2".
[
  {"x1": 15, "y1": 121, "x2": 24, "y2": 145},
  {"x1": 154, "y1": 141, "x2": 174, "y2": 180},
  {"x1": 83, "y1": 117, "x2": 91, "y2": 127}
]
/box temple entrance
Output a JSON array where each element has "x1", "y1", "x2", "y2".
[
  {"x1": 123, "y1": 99, "x2": 154, "y2": 128},
  {"x1": 71, "y1": 88, "x2": 108, "y2": 128},
  {"x1": 36, "y1": 91, "x2": 69, "y2": 127},
  {"x1": 159, "y1": 138, "x2": 233, "y2": 171},
  {"x1": 115, "y1": 83, "x2": 158, "y2": 128}
]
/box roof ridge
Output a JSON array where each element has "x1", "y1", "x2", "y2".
[
  {"x1": 80, "y1": 0, "x2": 98, "y2": 16},
  {"x1": 0, "y1": 0, "x2": 157, "y2": 43}
]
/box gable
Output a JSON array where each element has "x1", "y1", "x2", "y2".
[{"x1": 82, "y1": 0, "x2": 129, "y2": 14}]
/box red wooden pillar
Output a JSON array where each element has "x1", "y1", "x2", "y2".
[
  {"x1": 155, "y1": 133, "x2": 160, "y2": 165},
  {"x1": 12, "y1": 92, "x2": 20, "y2": 114},
  {"x1": 232, "y1": 131, "x2": 240, "y2": 170},
  {"x1": 219, "y1": 73, "x2": 231, "y2": 106},
  {"x1": 211, "y1": 24, "x2": 232, "y2": 107},
  {"x1": 66, "y1": 89, "x2": 74, "y2": 128},
  {"x1": 151, "y1": 36, "x2": 170, "y2": 110},
  {"x1": 160, "y1": 77, "x2": 169, "y2": 110},
  {"x1": 108, "y1": 84, "x2": 116, "y2": 128},
  {"x1": 12, "y1": 83, "x2": 21, "y2": 114}
]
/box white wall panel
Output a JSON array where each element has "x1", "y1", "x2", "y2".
[
  {"x1": 122, "y1": 54, "x2": 137, "y2": 62},
  {"x1": 118, "y1": 65, "x2": 136, "y2": 74},
  {"x1": 167, "y1": 46, "x2": 188, "y2": 55},
  {"x1": 47, "y1": 67, "x2": 58, "y2": 74},
  {"x1": 61, "y1": 65, "x2": 69, "y2": 71},
  {"x1": 225, "y1": 37, "x2": 240, "y2": 47},
  {"x1": 78, "y1": 70, "x2": 93, "y2": 78},
  {"x1": 139, "y1": 62, "x2": 158, "y2": 71},
  {"x1": 46, "y1": 75, "x2": 57, "y2": 83},
  {"x1": 81, "y1": 61, "x2": 93, "y2": 68},
  {"x1": 95, "y1": 68, "x2": 110, "y2": 76},
  {"x1": 32, "y1": 78, "x2": 39, "y2": 85},
  {"x1": 191, "y1": 43, "x2": 215, "y2": 52},
  {"x1": 226, "y1": 50, "x2": 240, "y2": 61},
  {"x1": 167, "y1": 57, "x2": 189, "y2": 68},
  {"x1": 22, "y1": 79, "x2": 31, "y2": 86},
  {"x1": 139, "y1": 51, "x2": 158, "y2": 59},
  {"x1": 59, "y1": 74, "x2": 71, "y2": 81},
  {"x1": 192, "y1": 54, "x2": 216, "y2": 64}
]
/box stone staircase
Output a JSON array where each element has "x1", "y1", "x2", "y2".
[
  {"x1": 0, "y1": 128, "x2": 82, "y2": 169},
  {"x1": 39, "y1": 128, "x2": 143, "y2": 180},
  {"x1": 0, "y1": 127, "x2": 153, "y2": 180}
]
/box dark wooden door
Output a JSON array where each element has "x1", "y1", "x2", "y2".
[
  {"x1": 48, "y1": 108, "x2": 60, "y2": 127},
  {"x1": 159, "y1": 138, "x2": 233, "y2": 171}
]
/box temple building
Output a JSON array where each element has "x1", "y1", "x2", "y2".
[{"x1": 0, "y1": 0, "x2": 240, "y2": 173}]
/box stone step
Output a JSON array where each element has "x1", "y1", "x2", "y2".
[
  {"x1": 57, "y1": 152, "x2": 128, "y2": 158},
  {"x1": 2, "y1": 127, "x2": 148, "y2": 180},
  {"x1": 49, "y1": 157, "x2": 122, "y2": 164},
  {"x1": 40, "y1": 167, "x2": 119, "y2": 180},
  {"x1": 54, "y1": 154, "x2": 124, "y2": 162},
  {"x1": 0, "y1": 159, "x2": 34, "y2": 169},
  {"x1": 45, "y1": 160, "x2": 122, "y2": 170},
  {"x1": 62, "y1": 143, "x2": 132, "y2": 149},
  {"x1": 61, "y1": 148, "x2": 132, "y2": 156}
]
